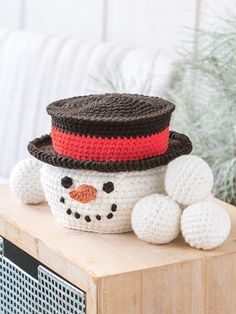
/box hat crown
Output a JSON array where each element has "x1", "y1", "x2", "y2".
[{"x1": 47, "y1": 93, "x2": 175, "y2": 123}]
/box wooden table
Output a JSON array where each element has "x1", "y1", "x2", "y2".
[{"x1": 0, "y1": 184, "x2": 236, "y2": 314}]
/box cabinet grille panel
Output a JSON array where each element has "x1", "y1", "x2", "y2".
[{"x1": 0, "y1": 237, "x2": 86, "y2": 313}]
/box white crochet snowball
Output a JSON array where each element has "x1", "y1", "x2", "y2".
[
  {"x1": 10, "y1": 158, "x2": 45, "y2": 204},
  {"x1": 165, "y1": 155, "x2": 214, "y2": 205},
  {"x1": 131, "y1": 194, "x2": 181, "y2": 244},
  {"x1": 181, "y1": 202, "x2": 231, "y2": 250}
]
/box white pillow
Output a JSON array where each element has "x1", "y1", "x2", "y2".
[{"x1": 0, "y1": 28, "x2": 97, "y2": 178}]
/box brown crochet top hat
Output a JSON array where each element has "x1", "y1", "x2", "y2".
[{"x1": 28, "y1": 93, "x2": 192, "y2": 172}]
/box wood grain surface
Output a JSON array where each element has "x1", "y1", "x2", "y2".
[{"x1": 0, "y1": 184, "x2": 236, "y2": 313}]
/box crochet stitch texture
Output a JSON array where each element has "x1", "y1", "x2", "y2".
[
  {"x1": 165, "y1": 155, "x2": 213, "y2": 205},
  {"x1": 28, "y1": 93, "x2": 192, "y2": 172},
  {"x1": 25, "y1": 93, "x2": 193, "y2": 233},
  {"x1": 47, "y1": 93, "x2": 175, "y2": 138},
  {"x1": 41, "y1": 164, "x2": 167, "y2": 233},
  {"x1": 132, "y1": 194, "x2": 181, "y2": 243},
  {"x1": 181, "y1": 202, "x2": 231, "y2": 250},
  {"x1": 10, "y1": 159, "x2": 45, "y2": 204}
]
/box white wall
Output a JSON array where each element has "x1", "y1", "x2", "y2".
[
  {"x1": 0, "y1": 0, "x2": 232, "y2": 57},
  {"x1": 0, "y1": 0, "x2": 22, "y2": 28},
  {"x1": 105, "y1": 0, "x2": 196, "y2": 57},
  {"x1": 23, "y1": 0, "x2": 105, "y2": 40}
]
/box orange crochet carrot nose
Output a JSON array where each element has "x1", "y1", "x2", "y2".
[{"x1": 68, "y1": 184, "x2": 97, "y2": 203}]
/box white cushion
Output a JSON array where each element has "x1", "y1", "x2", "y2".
[{"x1": 0, "y1": 28, "x2": 97, "y2": 179}]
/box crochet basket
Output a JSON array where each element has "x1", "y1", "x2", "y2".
[
  {"x1": 28, "y1": 94, "x2": 192, "y2": 234},
  {"x1": 40, "y1": 164, "x2": 167, "y2": 233}
]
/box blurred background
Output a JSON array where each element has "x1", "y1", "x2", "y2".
[{"x1": 0, "y1": 0, "x2": 235, "y2": 204}]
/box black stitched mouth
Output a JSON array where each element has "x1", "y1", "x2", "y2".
[
  {"x1": 85, "y1": 215, "x2": 91, "y2": 222},
  {"x1": 74, "y1": 212, "x2": 80, "y2": 219},
  {"x1": 111, "y1": 204, "x2": 117, "y2": 212},
  {"x1": 66, "y1": 208, "x2": 72, "y2": 215},
  {"x1": 107, "y1": 213, "x2": 113, "y2": 219},
  {"x1": 63, "y1": 201, "x2": 117, "y2": 222}
]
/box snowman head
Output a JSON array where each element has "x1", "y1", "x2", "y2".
[
  {"x1": 28, "y1": 94, "x2": 192, "y2": 233},
  {"x1": 41, "y1": 164, "x2": 166, "y2": 233}
]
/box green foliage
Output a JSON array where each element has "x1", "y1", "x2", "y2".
[{"x1": 167, "y1": 17, "x2": 236, "y2": 204}]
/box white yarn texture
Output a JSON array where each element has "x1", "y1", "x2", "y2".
[
  {"x1": 165, "y1": 155, "x2": 214, "y2": 205},
  {"x1": 181, "y1": 202, "x2": 231, "y2": 250},
  {"x1": 10, "y1": 158, "x2": 45, "y2": 204},
  {"x1": 131, "y1": 194, "x2": 181, "y2": 244},
  {"x1": 40, "y1": 164, "x2": 166, "y2": 234}
]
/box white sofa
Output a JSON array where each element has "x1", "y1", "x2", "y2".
[{"x1": 0, "y1": 28, "x2": 172, "y2": 182}]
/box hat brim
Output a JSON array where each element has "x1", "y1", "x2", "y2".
[{"x1": 28, "y1": 131, "x2": 192, "y2": 172}]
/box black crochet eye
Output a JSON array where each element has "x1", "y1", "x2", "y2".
[
  {"x1": 61, "y1": 176, "x2": 73, "y2": 189},
  {"x1": 103, "y1": 182, "x2": 114, "y2": 193}
]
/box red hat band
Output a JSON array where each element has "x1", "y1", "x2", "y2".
[{"x1": 51, "y1": 127, "x2": 169, "y2": 162}]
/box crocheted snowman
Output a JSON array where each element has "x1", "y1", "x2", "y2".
[{"x1": 10, "y1": 94, "x2": 192, "y2": 234}]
